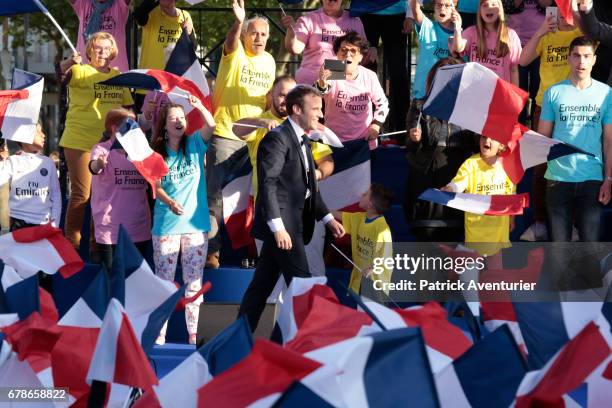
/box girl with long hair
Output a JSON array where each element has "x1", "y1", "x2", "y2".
[
  {"x1": 453, "y1": 0, "x2": 522, "y2": 85},
  {"x1": 151, "y1": 96, "x2": 215, "y2": 345}
]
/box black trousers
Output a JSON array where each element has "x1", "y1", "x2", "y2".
[
  {"x1": 360, "y1": 12, "x2": 409, "y2": 132},
  {"x1": 238, "y1": 235, "x2": 310, "y2": 331},
  {"x1": 97, "y1": 240, "x2": 152, "y2": 274}
]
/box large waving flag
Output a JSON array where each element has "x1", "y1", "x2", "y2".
[
  {"x1": 273, "y1": 277, "x2": 338, "y2": 345},
  {"x1": 0, "y1": 69, "x2": 44, "y2": 143},
  {"x1": 100, "y1": 69, "x2": 210, "y2": 136},
  {"x1": 435, "y1": 325, "x2": 528, "y2": 408},
  {"x1": 319, "y1": 139, "x2": 371, "y2": 212},
  {"x1": 305, "y1": 327, "x2": 439, "y2": 408},
  {"x1": 500, "y1": 124, "x2": 593, "y2": 184},
  {"x1": 135, "y1": 316, "x2": 253, "y2": 408},
  {"x1": 115, "y1": 118, "x2": 169, "y2": 193},
  {"x1": 197, "y1": 340, "x2": 324, "y2": 407},
  {"x1": 514, "y1": 322, "x2": 610, "y2": 407},
  {"x1": 86, "y1": 299, "x2": 158, "y2": 391},
  {"x1": 418, "y1": 188, "x2": 530, "y2": 216},
  {"x1": 0, "y1": 260, "x2": 40, "y2": 320},
  {"x1": 0, "y1": 224, "x2": 84, "y2": 278},
  {"x1": 221, "y1": 149, "x2": 254, "y2": 249},
  {"x1": 423, "y1": 63, "x2": 528, "y2": 145},
  {"x1": 362, "y1": 301, "x2": 472, "y2": 373}
]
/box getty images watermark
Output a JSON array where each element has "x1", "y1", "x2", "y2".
[{"x1": 361, "y1": 242, "x2": 612, "y2": 303}]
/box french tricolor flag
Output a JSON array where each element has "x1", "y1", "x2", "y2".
[
  {"x1": 86, "y1": 298, "x2": 158, "y2": 391},
  {"x1": 319, "y1": 139, "x2": 371, "y2": 212},
  {"x1": 273, "y1": 276, "x2": 339, "y2": 345},
  {"x1": 221, "y1": 150, "x2": 254, "y2": 249},
  {"x1": 514, "y1": 322, "x2": 611, "y2": 408},
  {"x1": 423, "y1": 63, "x2": 528, "y2": 146},
  {"x1": 418, "y1": 188, "x2": 529, "y2": 216},
  {"x1": 435, "y1": 325, "x2": 528, "y2": 408},
  {"x1": 500, "y1": 124, "x2": 593, "y2": 184},
  {"x1": 115, "y1": 118, "x2": 169, "y2": 193},
  {"x1": 0, "y1": 69, "x2": 44, "y2": 143},
  {"x1": 0, "y1": 224, "x2": 84, "y2": 278},
  {"x1": 134, "y1": 316, "x2": 253, "y2": 408},
  {"x1": 100, "y1": 68, "x2": 211, "y2": 137}
]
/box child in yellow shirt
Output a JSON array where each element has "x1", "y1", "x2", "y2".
[
  {"x1": 333, "y1": 183, "x2": 394, "y2": 295},
  {"x1": 442, "y1": 136, "x2": 515, "y2": 259}
]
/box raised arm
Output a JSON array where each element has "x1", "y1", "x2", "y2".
[
  {"x1": 232, "y1": 117, "x2": 279, "y2": 139},
  {"x1": 187, "y1": 95, "x2": 216, "y2": 141},
  {"x1": 409, "y1": 0, "x2": 424, "y2": 26},
  {"x1": 520, "y1": 16, "x2": 553, "y2": 66},
  {"x1": 134, "y1": 0, "x2": 158, "y2": 27},
  {"x1": 225, "y1": 0, "x2": 246, "y2": 55},
  {"x1": 578, "y1": 0, "x2": 612, "y2": 46},
  {"x1": 281, "y1": 14, "x2": 306, "y2": 55}
]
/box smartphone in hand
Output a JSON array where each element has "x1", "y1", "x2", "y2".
[
  {"x1": 546, "y1": 7, "x2": 558, "y2": 32},
  {"x1": 324, "y1": 59, "x2": 347, "y2": 80}
]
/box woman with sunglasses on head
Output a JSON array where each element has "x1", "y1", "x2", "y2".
[{"x1": 59, "y1": 32, "x2": 133, "y2": 254}]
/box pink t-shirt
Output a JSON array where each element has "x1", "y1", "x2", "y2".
[
  {"x1": 294, "y1": 9, "x2": 367, "y2": 85},
  {"x1": 72, "y1": 0, "x2": 130, "y2": 72},
  {"x1": 507, "y1": 0, "x2": 545, "y2": 46},
  {"x1": 322, "y1": 65, "x2": 389, "y2": 149},
  {"x1": 90, "y1": 139, "x2": 151, "y2": 244},
  {"x1": 462, "y1": 25, "x2": 522, "y2": 83}
]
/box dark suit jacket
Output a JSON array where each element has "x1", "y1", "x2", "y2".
[{"x1": 251, "y1": 119, "x2": 330, "y2": 244}]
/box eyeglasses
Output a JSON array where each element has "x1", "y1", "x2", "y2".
[
  {"x1": 339, "y1": 47, "x2": 361, "y2": 56},
  {"x1": 435, "y1": 3, "x2": 455, "y2": 9},
  {"x1": 93, "y1": 46, "x2": 112, "y2": 53}
]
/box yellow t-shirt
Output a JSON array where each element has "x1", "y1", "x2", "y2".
[
  {"x1": 212, "y1": 42, "x2": 276, "y2": 140},
  {"x1": 342, "y1": 212, "x2": 393, "y2": 294},
  {"x1": 535, "y1": 28, "x2": 582, "y2": 106},
  {"x1": 450, "y1": 154, "x2": 514, "y2": 255},
  {"x1": 59, "y1": 64, "x2": 133, "y2": 152},
  {"x1": 245, "y1": 112, "x2": 333, "y2": 199},
  {"x1": 139, "y1": 6, "x2": 191, "y2": 70}
]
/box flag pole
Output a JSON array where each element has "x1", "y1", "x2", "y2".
[
  {"x1": 232, "y1": 122, "x2": 268, "y2": 130},
  {"x1": 378, "y1": 130, "x2": 408, "y2": 137},
  {"x1": 33, "y1": 0, "x2": 77, "y2": 54}
]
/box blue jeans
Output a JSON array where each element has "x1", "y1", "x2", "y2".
[{"x1": 546, "y1": 180, "x2": 603, "y2": 242}]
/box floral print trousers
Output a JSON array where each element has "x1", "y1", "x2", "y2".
[{"x1": 153, "y1": 232, "x2": 208, "y2": 338}]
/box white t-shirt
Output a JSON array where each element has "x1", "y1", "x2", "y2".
[{"x1": 0, "y1": 152, "x2": 61, "y2": 226}]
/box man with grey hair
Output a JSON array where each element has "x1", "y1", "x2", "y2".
[{"x1": 207, "y1": 0, "x2": 276, "y2": 268}]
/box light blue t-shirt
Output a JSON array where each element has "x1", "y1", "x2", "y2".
[
  {"x1": 542, "y1": 79, "x2": 612, "y2": 182},
  {"x1": 152, "y1": 131, "x2": 211, "y2": 235},
  {"x1": 458, "y1": 0, "x2": 479, "y2": 14},
  {"x1": 413, "y1": 15, "x2": 454, "y2": 99}
]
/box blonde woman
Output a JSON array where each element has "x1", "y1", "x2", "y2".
[
  {"x1": 59, "y1": 32, "x2": 133, "y2": 251},
  {"x1": 453, "y1": 0, "x2": 522, "y2": 86}
]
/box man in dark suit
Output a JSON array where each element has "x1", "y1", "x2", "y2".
[{"x1": 238, "y1": 85, "x2": 345, "y2": 331}]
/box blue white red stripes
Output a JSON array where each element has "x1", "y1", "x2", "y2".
[
  {"x1": 115, "y1": 118, "x2": 169, "y2": 193},
  {"x1": 222, "y1": 150, "x2": 254, "y2": 249},
  {"x1": 423, "y1": 63, "x2": 528, "y2": 146},
  {"x1": 419, "y1": 188, "x2": 529, "y2": 216},
  {"x1": 0, "y1": 69, "x2": 43, "y2": 143},
  {"x1": 0, "y1": 224, "x2": 84, "y2": 278}
]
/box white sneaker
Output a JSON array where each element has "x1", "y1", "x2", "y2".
[{"x1": 520, "y1": 222, "x2": 548, "y2": 241}]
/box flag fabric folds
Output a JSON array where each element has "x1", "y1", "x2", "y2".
[
  {"x1": 86, "y1": 299, "x2": 158, "y2": 390},
  {"x1": 0, "y1": 69, "x2": 44, "y2": 143},
  {"x1": 423, "y1": 63, "x2": 528, "y2": 145},
  {"x1": 135, "y1": 316, "x2": 254, "y2": 408},
  {"x1": 115, "y1": 118, "x2": 169, "y2": 193},
  {"x1": 99, "y1": 69, "x2": 210, "y2": 136},
  {"x1": 435, "y1": 325, "x2": 528, "y2": 408},
  {"x1": 555, "y1": 0, "x2": 574, "y2": 25},
  {"x1": 500, "y1": 124, "x2": 593, "y2": 184},
  {"x1": 197, "y1": 340, "x2": 323, "y2": 407},
  {"x1": 0, "y1": 224, "x2": 84, "y2": 278},
  {"x1": 418, "y1": 188, "x2": 530, "y2": 216},
  {"x1": 0, "y1": 260, "x2": 40, "y2": 320},
  {"x1": 221, "y1": 149, "x2": 254, "y2": 249},
  {"x1": 514, "y1": 322, "x2": 610, "y2": 408},
  {"x1": 319, "y1": 140, "x2": 371, "y2": 212}
]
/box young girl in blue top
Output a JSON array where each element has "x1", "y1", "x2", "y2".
[{"x1": 150, "y1": 96, "x2": 215, "y2": 345}]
